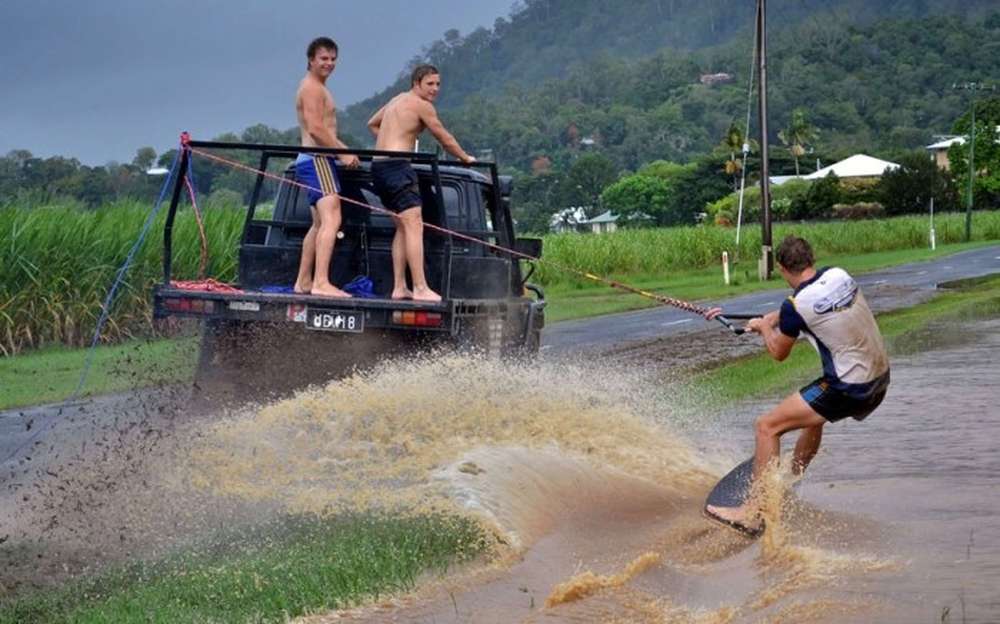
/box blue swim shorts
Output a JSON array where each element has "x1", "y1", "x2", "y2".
[{"x1": 295, "y1": 153, "x2": 341, "y2": 206}]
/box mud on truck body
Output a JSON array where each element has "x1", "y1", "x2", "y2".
[{"x1": 152, "y1": 141, "x2": 545, "y2": 401}]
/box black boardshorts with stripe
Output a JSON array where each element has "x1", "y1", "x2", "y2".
[
  {"x1": 800, "y1": 370, "x2": 890, "y2": 423},
  {"x1": 371, "y1": 158, "x2": 422, "y2": 213}
]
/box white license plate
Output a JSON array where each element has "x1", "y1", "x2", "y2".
[{"x1": 305, "y1": 308, "x2": 364, "y2": 333}]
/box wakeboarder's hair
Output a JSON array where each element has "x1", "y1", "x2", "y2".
[{"x1": 776, "y1": 235, "x2": 815, "y2": 273}]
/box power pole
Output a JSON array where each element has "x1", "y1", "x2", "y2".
[
  {"x1": 952, "y1": 82, "x2": 997, "y2": 242},
  {"x1": 756, "y1": 0, "x2": 773, "y2": 279}
]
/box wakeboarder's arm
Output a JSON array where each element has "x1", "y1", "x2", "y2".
[
  {"x1": 419, "y1": 101, "x2": 475, "y2": 163},
  {"x1": 748, "y1": 312, "x2": 795, "y2": 361}
]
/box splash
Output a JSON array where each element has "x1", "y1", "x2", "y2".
[
  {"x1": 545, "y1": 552, "x2": 662, "y2": 607},
  {"x1": 181, "y1": 353, "x2": 713, "y2": 534},
  {"x1": 751, "y1": 462, "x2": 899, "y2": 612},
  {"x1": 174, "y1": 354, "x2": 899, "y2": 623}
]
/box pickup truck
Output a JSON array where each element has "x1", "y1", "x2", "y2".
[{"x1": 152, "y1": 140, "x2": 545, "y2": 401}]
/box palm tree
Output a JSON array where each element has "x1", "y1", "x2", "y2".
[
  {"x1": 778, "y1": 109, "x2": 819, "y2": 176},
  {"x1": 722, "y1": 123, "x2": 745, "y2": 192}
]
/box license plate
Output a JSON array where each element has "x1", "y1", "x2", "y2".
[{"x1": 306, "y1": 308, "x2": 364, "y2": 333}]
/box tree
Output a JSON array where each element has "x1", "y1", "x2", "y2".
[
  {"x1": 717, "y1": 122, "x2": 757, "y2": 192},
  {"x1": 562, "y1": 152, "x2": 619, "y2": 217},
  {"x1": 721, "y1": 123, "x2": 744, "y2": 190},
  {"x1": 877, "y1": 151, "x2": 959, "y2": 216},
  {"x1": 510, "y1": 170, "x2": 566, "y2": 233},
  {"x1": 778, "y1": 109, "x2": 820, "y2": 176},
  {"x1": 132, "y1": 146, "x2": 157, "y2": 171},
  {"x1": 947, "y1": 96, "x2": 1000, "y2": 209},
  {"x1": 600, "y1": 174, "x2": 670, "y2": 225}
]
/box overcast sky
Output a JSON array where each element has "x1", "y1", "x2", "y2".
[{"x1": 0, "y1": 1, "x2": 510, "y2": 165}]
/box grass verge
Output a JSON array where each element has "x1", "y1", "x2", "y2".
[
  {"x1": 0, "y1": 513, "x2": 492, "y2": 624},
  {"x1": 542, "y1": 241, "x2": 993, "y2": 323},
  {"x1": 0, "y1": 337, "x2": 197, "y2": 410},
  {"x1": 690, "y1": 273, "x2": 1000, "y2": 406}
]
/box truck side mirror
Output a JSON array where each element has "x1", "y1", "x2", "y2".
[{"x1": 515, "y1": 237, "x2": 542, "y2": 259}]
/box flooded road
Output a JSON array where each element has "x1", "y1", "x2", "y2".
[
  {"x1": 2, "y1": 316, "x2": 999, "y2": 622},
  {"x1": 778, "y1": 316, "x2": 1000, "y2": 622},
  {"x1": 297, "y1": 317, "x2": 1000, "y2": 623}
]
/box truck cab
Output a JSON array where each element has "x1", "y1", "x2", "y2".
[{"x1": 152, "y1": 141, "x2": 544, "y2": 401}]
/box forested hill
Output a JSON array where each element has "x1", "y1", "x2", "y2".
[
  {"x1": 341, "y1": 0, "x2": 999, "y2": 145},
  {"x1": 343, "y1": 11, "x2": 1000, "y2": 177}
]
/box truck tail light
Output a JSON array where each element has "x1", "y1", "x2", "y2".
[
  {"x1": 392, "y1": 310, "x2": 443, "y2": 327},
  {"x1": 163, "y1": 298, "x2": 215, "y2": 314}
]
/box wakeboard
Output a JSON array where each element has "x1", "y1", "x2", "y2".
[{"x1": 703, "y1": 457, "x2": 764, "y2": 538}]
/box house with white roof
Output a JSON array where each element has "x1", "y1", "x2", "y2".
[
  {"x1": 804, "y1": 154, "x2": 900, "y2": 180},
  {"x1": 770, "y1": 154, "x2": 899, "y2": 185},
  {"x1": 549, "y1": 208, "x2": 629, "y2": 234}
]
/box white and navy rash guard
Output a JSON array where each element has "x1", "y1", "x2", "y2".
[{"x1": 779, "y1": 267, "x2": 889, "y2": 397}]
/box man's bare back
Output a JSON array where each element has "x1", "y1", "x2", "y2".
[
  {"x1": 373, "y1": 92, "x2": 428, "y2": 152},
  {"x1": 367, "y1": 70, "x2": 473, "y2": 163},
  {"x1": 364, "y1": 66, "x2": 474, "y2": 303}
]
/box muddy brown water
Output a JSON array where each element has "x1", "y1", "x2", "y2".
[
  {"x1": 3, "y1": 317, "x2": 999, "y2": 623},
  {"x1": 296, "y1": 318, "x2": 1000, "y2": 623}
]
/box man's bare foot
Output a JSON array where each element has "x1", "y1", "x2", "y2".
[
  {"x1": 391, "y1": 287, "x2": 413, "y2": 300},
  {"x1": 293, "y1": 280, "x2": 312, "y2": 294},
  {"x1": 411, "y1": 286, "x2": 442, "y2": 302},
  {"x1": 311, "y1": 284, "x2": 352, "y2": 298}
]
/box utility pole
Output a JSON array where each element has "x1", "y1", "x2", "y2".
[
  {"x1": 756, "y1": 0, "x2": 773, "y2": 279},
  {"x1": 952, "y1": 82, "x2": 996, "y2": 242}
]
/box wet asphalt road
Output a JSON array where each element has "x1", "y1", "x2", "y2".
[{"x1": 541, "y1": 244, "x2": 1000, "y2": 355}]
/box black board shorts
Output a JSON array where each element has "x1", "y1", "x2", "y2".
[
  {"x1": 371, "y1": 159, "x2": 421, "y2": 213},
  {"x1": 800, "y1": 370, "x2": 890, "y2": 423}
]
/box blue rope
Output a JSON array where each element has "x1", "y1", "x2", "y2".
[
  {"x1": 2, "y1": 148, "x2": 183, "y2": 465},
  {"x1": 73, "y1": 148, "x2": 183, "y2": 396}
]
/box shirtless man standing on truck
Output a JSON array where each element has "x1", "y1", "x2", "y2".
[
  {"x1": 366, "y1": 64, "x2": 475, "y2": 302},
  {"x1": 293, "y1": 36, "x2": 359, "y2": 297}
]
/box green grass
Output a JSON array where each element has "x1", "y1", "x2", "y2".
[
  {"x1": 690, "y1": 274, "x2": 1000, "y2": 406},
  {"x1": 542, "y1": 241, "x2": 994, "y2": 322},
  {"x1": 4, "y1": 197, "x2": 998, "y2": 356},
  {"x1": 533, "y1": 210, "x2": 1000, "y2": 287},
  {"x1": 0, "y1": 513, "x2": 492, "y2": 624},
  {"x1": 2, "y1": 243, "x2": 996, "y2": 411},
  {"x1": 0, "y1": 336, "x2": 197, "y2": 410},
  {"x1": 0, "y1": 199, "x2": 241, "y2": 355}
]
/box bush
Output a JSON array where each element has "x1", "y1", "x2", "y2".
[
  {"x1": 876, "y1": 150, "x2": 960, "y2": 215},
  {"x1": 838, "y1": 177, "x2": 880, "y2": 204},
  {"x1": 705, "y1": 179, "x2": 811, "y2": 225},
  {"x1": 791, "y1": 173, "x2": 842, "y2": 219}
]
